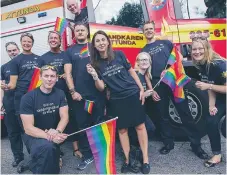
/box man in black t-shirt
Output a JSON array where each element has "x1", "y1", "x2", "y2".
[
  {"x1": 64, "y1": 23, "x2": 105, "y2": 170},
  {"x1": 1, "y1": 42, "x2": 23, "y2": 167},
  {"x1": 141, "y1": 21, "x2": 208, "y2": 159},
  {"x1": 20, "y1": 65, "x2": 68, "y2": 174},
  {"x1": 66, "y1": 0, "x2": 88, "y2": 25}
]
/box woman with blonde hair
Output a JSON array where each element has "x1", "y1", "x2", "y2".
[{"x1": 191, "y1": 37, "x2": 226, "y2": 167}]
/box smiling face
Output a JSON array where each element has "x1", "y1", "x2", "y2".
[
  {"x1": 143, "y1": 23, "x2": 155, "y2": 40},
  {"x1": 67, "y1": 0, "x2": 80, "y2": 15},
  {"x1": 40, "y1": 69, "x2": 57, "y2": 90},
  {"x1": 94, "y1": 34, "x2": 109, "y2": 55},
  {"x1": 191, "y1": 41, "x2": 205, "y2": 62},
  {"x1": 48, "y1": 32, "x2": 61, "y2": 49},
  {"x1": 136, "y1": 53, "x2": 151, "y2": 71},
  {"x1": 21, "y1": 36, "x2": 33, "y2": 52}
]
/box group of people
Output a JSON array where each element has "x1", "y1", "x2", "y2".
[{"x1": 1, "y1": 20, "x2": 226, "y2": 174}]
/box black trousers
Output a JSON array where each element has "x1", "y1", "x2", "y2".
[
  {"x1": 3, "y1": 95, "x2": 24, "y2": 160},
  {"x1": 23, "y1": 134, "x2": 60, "y2": 174},
  {"x1": 206, "y1": 101, "x2": 226, "y2": 155},
  {"x1": 152, "y1": 80, "x2": 201, "y2": 147},
  {"x1": 71, "y1": 99, "x2": 104, "y2": 159}
]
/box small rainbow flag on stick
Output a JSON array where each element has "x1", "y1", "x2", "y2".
[
  {"x1": 84, "y1": 100, "x2": 94, "y2": 114},
  {"x1": 54, "y1": 17, "x2": 68, "y2": 35},
  {"x1": 80, "y1": 44, "x2": 89, "y2": 58},
  {"x1": 28, "y1": 67, "x2": 42, "y2": 92},
  {"x1": 167, "y1": 46, "x2": 177, "y2": 65},
  {"x1": 86, "y1": 118, "x2": 117, "y2": 174}
]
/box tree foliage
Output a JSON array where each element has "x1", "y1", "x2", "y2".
[{"x1": 106, "y1": 2, "x2": 144, "y2": 28}]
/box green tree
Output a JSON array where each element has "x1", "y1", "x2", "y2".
[
  {"x1": 106, "y1": 2, "x2": 144, "y2": 28},
  {"x1": 205, "y1": 0, "x2": 226, "y2": 18}
]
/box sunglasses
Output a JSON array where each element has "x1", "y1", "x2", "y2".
[
  {"x1": 49, "y1": 31, "x2": 61, "y2": 37},
  {"x1": 5, "y1": 41, "x2": 18, "y2": 48},
  {"x1": 191, "y1": 36, "x2": 207, "y2": 41},
  {"x1": 40, "y1": 65, "x2": 58, "y2": 72},
  {"x1": 21, "y1": 33, "x2": 33, "y2": 37}
]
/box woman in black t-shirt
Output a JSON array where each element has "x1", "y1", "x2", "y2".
[
  {"x1": 87, "y1": 31, "x2": 150, "y2": 174},
  {"x1": 191, "y1": 38, "x2": 226, "y2": 168}
]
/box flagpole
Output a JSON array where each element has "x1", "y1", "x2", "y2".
[
  {"x1": 152, "y1": 76, "x2": 165, "y2": 90},
  {"x1": 67, "y1": 117, "x2": 118, "y2": 137}
]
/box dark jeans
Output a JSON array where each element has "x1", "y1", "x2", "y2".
[
  {"x1": 206, "y1": 101, "x2": 226, "y2": 155},
  {"x1": 23, "y1": 134, "x2": 60, "y2": 174},
  {"x1": 3, "y1": 95, "x2": 24, "y2": 160},
  {"x1": 71, "y1": 99, "x2": 104, "y2": 159},
  {"x1": 152, "y1": 80, "x2": 201, "y2": 147}
]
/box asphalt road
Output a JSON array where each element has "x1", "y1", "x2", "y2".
[{"x1": 1, "y1": 136, "x2": 226, "y2": 174}]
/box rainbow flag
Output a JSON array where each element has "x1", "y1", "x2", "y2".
[
  {"x1": 86, "y1": 118, "x2": 117, "y2": 174},
  {"x1": 162, "y1": 49, "x2": 191, "y2": 102},
  {"x1": 167, "y1": 46, "x2": 177, "y2": 65},
  {"x1": 80, "y1": 44, "x2": 89, "y2": 58},
  {"x1": 84, "y1": 100, "x2": 94, "y2": 114},
  {"x1": 28, "y1": 67, "x2": 42, "y2": 91},
  {"x1": 54, "y1": 17, "x2": 68, "y2": 35}
]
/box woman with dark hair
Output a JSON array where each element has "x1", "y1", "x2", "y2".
[
  {"x1": 86, "y1": 30, "x2": 150, "y2": 174},
  {"x1": 191, "y1": 37, "x2": 226, "y2": 167}
]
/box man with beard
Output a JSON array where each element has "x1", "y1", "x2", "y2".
[
  {"x1": 1, "y1": 42, "x2": 23, "y2": 167},
  {"x1": 141, "y1": 21, "x2": 208, "y2": 159},
  {"x1": 64, "y1": 23, "x2": 105, "y2": 170}
]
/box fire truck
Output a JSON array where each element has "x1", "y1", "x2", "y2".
[{"x1": 1, "y1": 0, "x2": 226, "y2": 138}]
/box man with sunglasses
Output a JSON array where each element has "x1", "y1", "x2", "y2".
[
  {"x1": 64, "y1": 23, "x2": 105, "y2": 170},
  {"x1": 1, "y1": 42, "x2": 23, "y2": 167},
  {"x1": 20, "y1": 65, "x2": 69, "y2": 174},
  {"x1": 141, "y1": 21, "x2": 208, "y2": 159}
]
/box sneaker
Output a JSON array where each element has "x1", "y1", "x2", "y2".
[
  {"x1": 121, "y1": 162, "x2": 139, "y2": 174},
  {"x1": 77, "y1": 157, "x2": 94, "y2": 170},
  {"x1": 141, "y1": 163, "x2": 150, "y2": 174}
]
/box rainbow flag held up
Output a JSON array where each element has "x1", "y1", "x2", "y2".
[
  {"x1": 86, "y1": 118, "x2": 117, "y2": 174},
  {"x1": 167, "y1": 46, "x2": 177, "y2": 65},
  {"x1": 54, "y1": 17, "x2": 68, "y2": 35},
  {"x1": 84, "y1": 100, "x2": 94, "y2": 114},
  {"x1": 162, "y1": 48, "x2": 191, "y2": 102},
  {"x1": 80, "y1": 44, "x2": 89, "y2": 58},
  {"x1": 28, "y1": 67, "x2": 42, "y2": 92}
]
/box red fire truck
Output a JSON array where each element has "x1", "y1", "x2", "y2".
[{"x1": 1, "y1": 0, "x2": 226, "y2": 138}]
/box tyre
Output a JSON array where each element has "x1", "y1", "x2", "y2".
[{"x1": 146, "y1": 79, "x2": 208, "y2": 141}]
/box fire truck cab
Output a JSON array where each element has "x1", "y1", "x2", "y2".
[{"x1": 1, "y1": 0, "x2": 226, "y2": 138}]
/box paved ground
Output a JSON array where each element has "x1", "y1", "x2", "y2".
[{"x1": 1, "y1": 136, "x2": 226, "y2": 174}]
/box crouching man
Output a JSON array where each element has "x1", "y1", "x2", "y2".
[{"x1": 20, "y1": 65, "x2": 69, "y2": 174}]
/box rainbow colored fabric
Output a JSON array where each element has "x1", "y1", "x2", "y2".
[
  {"x1": 86, "y1": 119, "x2": 117, "y2": 174},
  {"x1": 167, "y1": 46, "x2": 177, "y2": 65},
  {"x1": 54, "y1": 17, "x2": 68, "y2": 35},
  {"x1": 28, "y1": 67, "x2": 42, "y2": 92},
  {"x1": 162, "y1": 46, "x2": 191, "y2": 102},
  {"x1": 84, "y1": 100, "x2": 94, "y2": 114},
  {"x1": 80, "y1": 45, "x2": 89, "y2": 58}
]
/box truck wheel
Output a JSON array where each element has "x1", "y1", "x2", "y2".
[{"x1": 168, "y1": 80, "x2": 208, "y2": 140}]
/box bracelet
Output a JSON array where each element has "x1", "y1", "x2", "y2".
[
  {"x1": 209, "y1": 84, "x2": 213, "y2": 90},
  {"x1": 56, "y1": 129, "x2": 62, "y2": 134},
  {"x1": 69, "y1": 88, "x2": 76, "y2": 94},
  {"x1": 93, "y1": 75, "x2": 99, "y2": 81}
]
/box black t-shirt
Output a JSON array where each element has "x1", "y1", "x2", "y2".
[
  {"x1": 1, "y1": 60, "x2": 15, "y2": 97},
  {"x1": 98, "y1": 50, "x2": 139, "y2": 100},
  {"x1": 136, "y1": 71, "x2": 147, "y2": 91},
  {"x1": 67, "y1": 7, "x2": 88, "y2": 25},
  {"x1": 40, "y1": 51, "x2": 67, "y2": 91},
  {"x1": 20, "y1": 87, "x2": 67, "y2": 130},
  {"x1": 64, "y1": 43, "x2": 103, "y2": 101},
  {"x1": 199, "y1": 59, "x2": 226, "y2": 102},
  {"x1": 141, "y1": 40, "x2": 173, "y2": 78},
  {"x1": 10, "y1": 53, "x2": 41, "y2": 92}
]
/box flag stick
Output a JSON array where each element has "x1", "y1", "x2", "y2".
[
  {"x1": 67, "y1": 117, "x2": 118, "y2": 137},
  {"x1": 152, "y1": 76, "x2": 165, "y2": 90}
]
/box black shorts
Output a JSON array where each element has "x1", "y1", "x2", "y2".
[{"x1": 109, "y1": 92, "x2": 146, "y2": 129}]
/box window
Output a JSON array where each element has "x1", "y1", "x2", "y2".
[
  {"x1": 1, "y1": 0, "x2": 25, "y2": 7},
  {"x1": 177, "y1": 0, "x2": 226, "y2": 19},
  {"x1": 92, "y1": 0, "x2": 144, "y2": 28}
]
